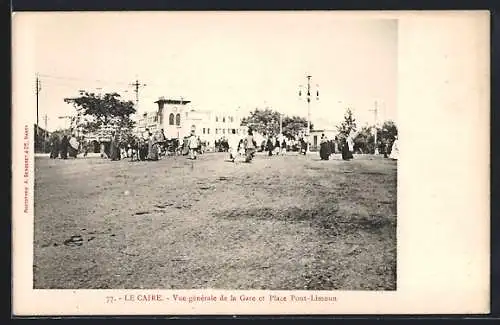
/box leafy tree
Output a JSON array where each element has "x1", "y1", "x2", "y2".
[
  {"x1": 336, "y1": 108, "x2": 357, "y2": 140},
  {"x1": 241, "y1": 108, "x2": 312, "y2": 138},
  {"x1": 64, "y1": 92, "x2": 136, "y2": 135},
  {"x1": 282, "y1": 115, "x2": 312, "y2": 139},
  {"x1": 241, "y1": 108, "x2": 280, "y2": 136},
  {"x1": 378, "y1": 120, "x2": 398, "y2": 154},
  {"x1": 352, "y1": 120, "x2": 398, "y2": 154},
  {"x1": 354, "y1": 126, "x2": 375, "y2": 154}
]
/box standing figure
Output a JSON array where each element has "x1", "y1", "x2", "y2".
[
  {"x1": 244, "y1": 129, "x2": 257, "y2": 163},
  {"x1": 329, "y1": 139, "x2": 335, "y2": 155},
  {"x1": 266, "y1": 137, "x2": 274, "y2": 156},
  {"x1": 347, "y1": 129, "x2": 356, "y2": 157},
  {"x1": 138, "y1": 138, "x2": 148, "y2": 161},
  {"x1": 281, "y1": 138, "x2": 287, "y2": 155},
  {"x1": 389, "y1": 136, "x2": 399, "y2": 160},
  {"x1": 83, "y1": 141, "x2": 89, "y2": 157},
  {"x1": 341, "y1": 130, "x2": 355, "y2": 161},
  {"x1": 142, "y1": 128, "x2": 150, "y2": 158},
  {"x1": 110, "y1": 131, "x2": 121, "y2": 161},
  {"x1": 238, "y1": 139, "x2": 245, "y2": 156},
  {"x1": 197, "y1": 136, "x2": 203, "y2": 154},
  {"x1": 228, "y1": 129, "x2": 239, "y2": 162},
  {"x1": 68, "y1": 134, "x2": 79, "y2": 158},
  {"x1": 147, "y1": 132, "x2": 159, "y2": 161},
  {"x1": 300, "y1": 137, "x2": 307, "y2": 155},
  {"x1": 188, "y1": 130, "x2": 199, "y2": 160},
  {"x1": 319, "y1": 133, "x2": 330, "y2": 160},
  {"x1": 274, "y1": 138, "x2": 280, "y2": 155},
  {"x1": 60, "y1": 135, "x2": 69, "y2": 159},
  {"x1": 49, "y1": 133, "x2": 60, "y2": 159},
  {"x1": 158, "y1": 129, "x2": 167, "y2": 157}
]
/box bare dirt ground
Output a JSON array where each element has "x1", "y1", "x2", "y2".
[{"x1": 33, "y1": 151, "x2": 397, "y2": 290}]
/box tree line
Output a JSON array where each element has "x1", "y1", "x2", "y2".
[
  {"x1": 336, "y1": 108, "x2": 398, "y2": 154},
  {"x1": 241, "y1": 106, "x2": 398, "y2": 154},
  {"x1": 60, "y1": 91, "x2": 397, "y2": 154}
]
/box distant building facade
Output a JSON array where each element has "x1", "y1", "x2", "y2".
[
  {"x1": 135, "y1": 97, "x2": 249, "y2": 148},
  {"x1": 309, "y1": 129, "x2": 337, "y2": 151}
]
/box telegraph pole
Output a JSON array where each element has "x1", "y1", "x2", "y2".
[
  {"x1": 129, "y1": 78, "x2": 147, "y2": 137},
  {"x1": 43, "y1": 114, "x2": 48, "y2": 153},
  {"x1": 369, "y1": 101, "x2": 379, "y2": 154},
  {"x1": 35, "y1": 74, "x2": 42, "y2": 143},
  {"x1": 130, "y1": 78, "x2": 147, "y2": 110}
]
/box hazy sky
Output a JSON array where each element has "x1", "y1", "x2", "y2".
[{"x1": 23, "y1": 12, "x2": 397, "y2": 131}]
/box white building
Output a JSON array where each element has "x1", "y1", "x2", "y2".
[
  {"x1": 310, "y1": 129, "x2": 337, "y2": 151},
  {"x1": 136, "y1": 97, "x2": 250, "y2": 149}
]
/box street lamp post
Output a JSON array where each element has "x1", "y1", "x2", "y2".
[{"x1": 298, "y1": 75, "x2": 319, "y2": 153}]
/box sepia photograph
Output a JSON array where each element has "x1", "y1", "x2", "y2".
[
  {"x1": 12, "y1": 10, "x2": 490, "y2": 316},
  {"x1": 31, "y1": 12, "x2": 398, "y2": 291}
]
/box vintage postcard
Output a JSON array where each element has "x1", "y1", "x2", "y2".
[{"x1": 12, "y1": 10, "x2": 490, "y2": 316}]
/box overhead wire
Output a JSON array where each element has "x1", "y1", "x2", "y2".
[{"x1": 38, "y1": 73, "x2": 161, "y2": 87}]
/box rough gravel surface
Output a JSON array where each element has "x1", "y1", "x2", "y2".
[{"x1": 34, "y1": 152, "x2": 397, "y2": 290}]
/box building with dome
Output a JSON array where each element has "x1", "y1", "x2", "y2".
[{"x1": 135, "y1": 97, "x2": 249, "y2": 150}]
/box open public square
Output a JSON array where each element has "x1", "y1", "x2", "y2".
[{"x1": 34, "y1": 152, "x2": 397, "y2": 290}]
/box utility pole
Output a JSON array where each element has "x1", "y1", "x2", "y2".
[
  {"x1": 43, "y1": 114, "x2": 48, "y2": 153},
  {"x1": 369, "y1": 100, "x2": 379, "y2": 154},
  {"x1": 130, "y1": 78, "x2": 147, "y2": 111},
  {"x1": 35, "y1": 74, "x2": 42, "y2": 143},
  {"x1": 129, "y1": 78, "x2": 147, "y2": 137}
]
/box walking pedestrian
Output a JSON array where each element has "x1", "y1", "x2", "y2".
[
  {"x1": 110, "y1": 131, "x2": 121, "y2": 161},
  {"x1": 281, "y1": 138, "x2": 287, "y2": 155},
  {"x1": 49, "y1": 133, "x2": 60, "y2": 159},
  {"x1": 60, "y1": 134, "x2": 69, "y2": 159},
  {"x1": 300, "y1": 137, "x2": 307, "y2": 155},
  {"x1": 341, "y1": 129, "x2": 355, "y2": 161},
  {"x1": 319, "y1": 133, "x2": 330, "y2": 160},
  {"x1": 188, "y1": 130, "x2": 199, "y2": 160},
  {"x1": 274, "y1": 138, "x2": 280, "y2": 155},
  {"x1": 244, "y1": 129, "x2": 257, "y2": 163},
  {"x1": 267, "y1": 137, "x2": 274, "y2": 156},
  {"x1": 68, "y1": 134, "x2": 79, "y2": 158},
  {"x1": 389, "y1": 136, "x2": 399, "y2": 160},
  {"x1": 147, "y1": 132, "x2": 159, "y2": 161},
  {"x1": 228, "y1": 129, "x2": 239, "y2": 162}
]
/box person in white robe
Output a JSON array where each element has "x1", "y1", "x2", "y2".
[
  {"x1": 188, "y1": 130, "x2": 199, "y2": 160},
  {"x1": 228, "y1": 129, "x2": 240, "y2": 162},
  {"x1": 68, "y1": 135, "x2": 79, "y2": 158},
  {"x1": 389, "y1": 136, "x2": 399, "y2": 160}
]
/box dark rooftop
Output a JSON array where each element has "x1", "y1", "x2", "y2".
[{"x1": 154, "y1": 98, "x2": 191, "y2": 105}]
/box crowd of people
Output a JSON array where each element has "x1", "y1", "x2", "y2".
[
  {"x1": 48, "y1": 133, "x2": 80, "y2": 160},
  {"x1": 227, "y1": 129, "x2": 258, "y2": 163},
  {"x1": 46, "y1": 126, "x2": 398, "y2": 163},
  {"x1": 118, "y1": 128, "x2": 167, "y2": 162},
  {"x1": 318, "y1": 129, "x2": 399, "y2": 161},
  {"x1": 107, "y1": 128, "x2": 207, "y2": 162}
]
